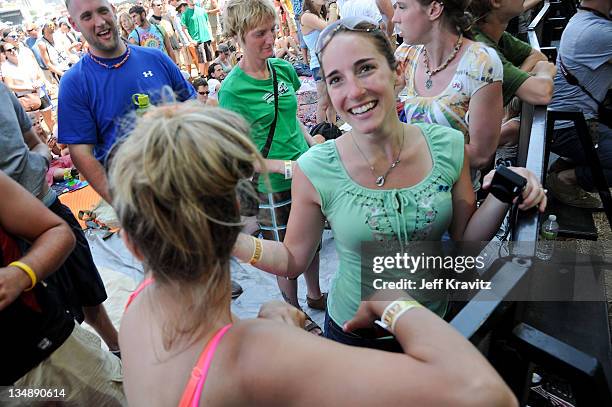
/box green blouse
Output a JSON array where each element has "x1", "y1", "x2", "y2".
[{"x1": 298, "y1": 123, "x2": 465, "y2": 326}]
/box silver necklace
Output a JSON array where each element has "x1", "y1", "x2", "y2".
[
  {"x1": 351, "y1": 128, "x2": 405, "y2": 187},
  {"x1": 422, "y1": 34, "x2": 463, "y2": 89}
]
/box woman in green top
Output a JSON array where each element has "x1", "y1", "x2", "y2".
[
  {"x1": 233, "y1": 17, "x2": 547, "y2": 349},
  {"x1": 219, "y1": 0, "x2": 326, "y2": 331}
]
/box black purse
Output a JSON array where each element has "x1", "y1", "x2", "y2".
[
  {"x1": 239, "y1": 61, "x2": 279, "y2": 216},
  {"x1": 559, "y1": 57, "x2": 612, "y2": 129}
]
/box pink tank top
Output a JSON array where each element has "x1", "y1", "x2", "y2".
[{"x1": 125, "y1": 277, "x2": 232, "y2": 407}]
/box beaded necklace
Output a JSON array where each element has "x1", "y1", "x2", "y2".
[
  {"x1": 422, "y1": 34, "x2": 463, "y2": 89},
  {"x1": 88, "y1": 45, "x2": 131, "y2": 69}
]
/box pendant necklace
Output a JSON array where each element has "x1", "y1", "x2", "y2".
[
  {"x1": 351, "y1": 128, "x2": 406, "y2": 187},
  {"x1": 422, "y1": 34, "x2": 463, "y2": 89}
]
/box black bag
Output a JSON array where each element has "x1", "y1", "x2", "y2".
[
  {"x1": 309, "y1": 122, "x2": 342, "y2": 140},
  {"x1": 559, "y1": 57, "x2": 612, "y2": 129},
  {"x1": 239, "y1": 61, "x2": 279, "y2": 216}
]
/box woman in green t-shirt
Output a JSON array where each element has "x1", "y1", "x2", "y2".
[
  {"x1": 233, "y1": 17, "x2": 547, "y2": 350},
  {"x1": 219, "y1": 0, "x2": 326, "y2": 333}
]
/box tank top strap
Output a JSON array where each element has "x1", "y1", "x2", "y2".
[
  {"x1": 124, "y1": 277, "x2": 155, "y2": 311},
  {"x1": 178, "y1": 324, "x2": 233, "y2": 407}
]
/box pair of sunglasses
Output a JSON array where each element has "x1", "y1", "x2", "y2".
[{"x1": 315, "y1": 17, "x2": 381, "y2": 59}]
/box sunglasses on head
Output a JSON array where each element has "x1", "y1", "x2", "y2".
[{"x1": 315, "y1": 17, "x2": 381, "y2": 59}]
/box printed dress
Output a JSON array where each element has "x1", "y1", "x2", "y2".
[{"x1": 395, "y1": 42, "x2": 503, "y2": 140}]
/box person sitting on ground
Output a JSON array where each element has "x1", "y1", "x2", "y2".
[
  {"x1": 112, "y1": 102, "x2": 518, "y2": 407},
  {"x1": 28, "y1": 112, "x2": 75, "y2": 186},
  {"x1": 1, "y1": 41, "x2": 55, "y2": 132},
  {"x1": 232, "y1": 17, "x2": 547, "y2": 349},
  {"x1": 0, "y1": 171, "x2": 125, "y2": 405},
  {"x1": 214, "y1": 42, "x2": 233, "y2": 73},
  {"x1": 545, "y1": 0, "x2": 612, "y2": 209},
  {"x1": 192, "y1": 75, "x2": 212, "y2": 105},
  {"x1": 207, "y1": 61, "x2": 224, "y2": 103},
  {"x1": 393, "y1": 0, "x2": 504, "y2": 186},
  {"x1": 469, "y1": 0, "x2": 557, "y2": 164}
]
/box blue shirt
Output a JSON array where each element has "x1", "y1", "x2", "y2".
[
  {"x1": 26, "y1": 37, "x2": 47, "y2": 69},
  {"x1": 58, "y1": 45, "x2": 195, "y2": 161}
]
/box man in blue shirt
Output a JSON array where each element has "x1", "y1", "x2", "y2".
[
  {"x1": 24, "y1": 23, "x2": 48, "y2": 72},
  {"x1": 60, "y1": 0, "x2": 195, "y2": 203}
]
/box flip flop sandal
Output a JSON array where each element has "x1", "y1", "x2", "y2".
[
  {"x1": 306, "y1": 292, "x2": 327, "y2": 311},
  {"x1": 303, "y1": 312, "x2": 323, "y2": 336}
]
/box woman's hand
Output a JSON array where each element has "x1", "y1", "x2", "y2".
[
  {"x1": 482, "y1": 166, "x2": 547, "y2": 212},
  {"x1": 258, "y1": 300, "x2": 306, "y2": 328}
]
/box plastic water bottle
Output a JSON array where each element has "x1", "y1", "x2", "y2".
[{"x1": 536, "y1": 215, "x2": 559, "y2": 260}]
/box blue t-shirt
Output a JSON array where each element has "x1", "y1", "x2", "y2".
[
  {"x1": 549, "y1": 10, "x2": 612, "y2": 128},
  {"x1": 58, "y1": 45, "x2": 195, "y2": 161},
  {"x1": 26, "y1": 37, "x2": 47, "y2": 69}
]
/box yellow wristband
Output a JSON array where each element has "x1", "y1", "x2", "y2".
[
  {"x1": 381, "y1": 299, "x2": 422, "y2": 333},
  {"x1": 9, "y1": 261, "x2": 37, "y2": 291},
  {"x1": 249, "y1": 236, "x2": 263, "y2": 265}
]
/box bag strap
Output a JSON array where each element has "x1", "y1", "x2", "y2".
[
  {"x1": 251, "y1": 60, "x2": 278, "y2": 188},
  {"x1": 559, "y1": 56, "x2": 603, "y2": 108},
  {"x1": 260, "y1": 61, "x2": 279, "y2": 158}
]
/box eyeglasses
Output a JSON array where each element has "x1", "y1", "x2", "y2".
[
  {"x1": 8, "y1": 34, "x2": 19, "y2": 39},
  {"x1": 315, "y1": 17, "x2": 381, "y2": 59}
]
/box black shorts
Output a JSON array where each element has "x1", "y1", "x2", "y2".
[
  {"x1": 44, "y1": 198, "x2": 108, "y2": 322},
  {"x1": 39, "y1": 94, "x2": 52, "y2": 111},
  {"x1": 196, "y1": 41, "x2": 213, "y2": 63}
]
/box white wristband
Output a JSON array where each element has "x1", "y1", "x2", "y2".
[{"x1": 284, "y1": 160, "x2": 293, "y2": 180}]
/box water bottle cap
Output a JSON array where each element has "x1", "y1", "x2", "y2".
[{"x1": 548, "y1": 215, "x2": 556, "y2": 221}]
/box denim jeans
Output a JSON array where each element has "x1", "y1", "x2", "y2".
[{"x1": 323, "y1": 312, "x2": 403, "y2": 352}]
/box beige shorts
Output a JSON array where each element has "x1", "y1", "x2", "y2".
[{"x1": 6, "y1": 324, "x2": 126, "y2": 406}]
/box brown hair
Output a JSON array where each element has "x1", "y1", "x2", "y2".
[
  {"x1": 302, "y1": 0, "x2": 327, "y2": 19},
  {"x1": 467, "y1": 0, "x2": 493, "y2": 25},
  {"x1": 417, "y1": 0, "x2": 474, "y2": 33},
  {"x1": 109, "y1": 102, "x2": 263, "y2": 348},
  {"x1": 318, "y1": 22, "x2": 397, "y2": 78}
]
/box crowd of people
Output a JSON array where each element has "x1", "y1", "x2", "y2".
[{"x1": 0, "y1": 0, "x2": 610, "y2": 404}]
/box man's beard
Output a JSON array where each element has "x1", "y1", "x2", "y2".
[{"x1": 87, "y1": 26, "x2": 121, "y2": 54}]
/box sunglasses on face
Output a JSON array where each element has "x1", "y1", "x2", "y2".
[
  {"x1": 236, "y1": 55, "x2": 242, "y2": 61},
  {"x1": 5, "y1": 49, "x2": 17, "y2": 54},
  {"x1": 198, "y1": 91, "x2": 208, "y2": 95},
  {"x1": 315, "y1": 17, "x2": 381, "y2": 59}
]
